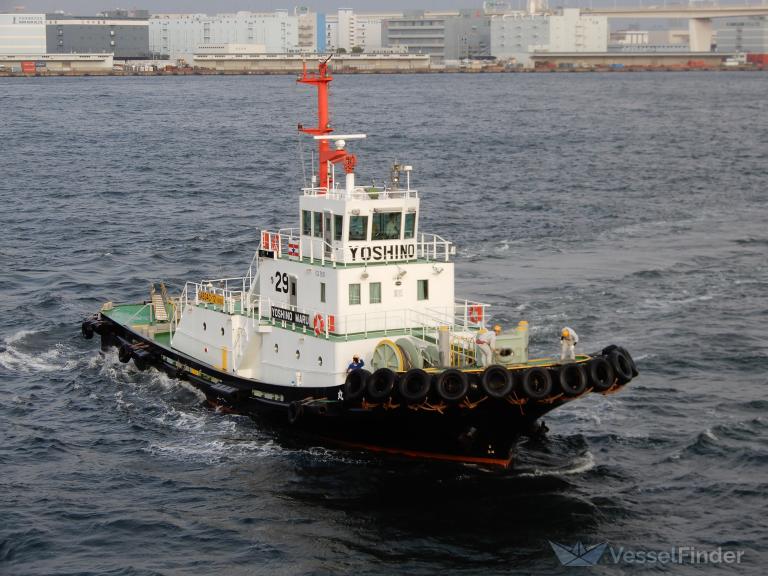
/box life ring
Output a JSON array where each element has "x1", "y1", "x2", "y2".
[
  {"x1": 558, "y1": 363, "x2": 588, "y2": 397},
  {"x1": 367, "y1": 368, "x2": 397, "y2": 402},
  {"x1": 468, "y1": 305, "x2": 483, "y2": 323},
  {"x1": 435, "y1": 369, "x2": 469, "y2": 403},
  {"x1": 313, "y1": 313, "x2": 325, "y2": 336},
  {"x1": 398, "y1": 369, "x2": 431, "y2": 403},
  {"x1": 481, "y1": 365, "x2": 514, "y2": 399}
]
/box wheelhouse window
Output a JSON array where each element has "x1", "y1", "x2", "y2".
[
  {"x1": 334, "y1": 214, "x2": 343, "y2": 242},
  {"x1": 417, "y1": 279, "x2": 429, "y2": 301},
  {"x1": 404, "y1": 212, "x2": 416, "y2": 239},
  {"x1": 302, "y1": 210, "x2": 311, "y2": 235},
  {"x1": 349, "y1": 283, "x2": 361, "y2": 305},
  {"x1": 313, "y1": 211, "x2": 323, "y2": 238},
  {"x1": 349, "y1": 215, "x2": 368, "y2": 241},
  {"x1": 370, "y1": 282, "x2": 382, "y2": 304},
  {"x1": 372, "y1": 211, "x2": 402, "y2": 240}
]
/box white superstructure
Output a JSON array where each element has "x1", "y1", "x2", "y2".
[{"x1": 168, "y1": 62, "x2": 489, "y2": 390}]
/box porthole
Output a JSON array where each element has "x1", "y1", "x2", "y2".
[
  {"x1": 317, "y1": 356, "x2": 323, "y2": 366},
  {"x1": 274, "y1": 343, "x2": 279, "y2": 353},
  {"x1": 203, "y1": 322, "x2": 207, "y2": 331},
  {"x1": 295, "y1": 350, "x2": 301, "y2": 359}
]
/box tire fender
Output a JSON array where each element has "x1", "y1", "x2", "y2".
[{"x1": 481, "y1": 365, "x2": 514, "y2": 399}]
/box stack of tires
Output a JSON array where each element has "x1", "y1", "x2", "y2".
[{"x1": 343, "y1": 347, "x2": 637, "y2": 407}]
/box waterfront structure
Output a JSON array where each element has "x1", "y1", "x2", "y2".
[
  {"x1": 0, "y1": 52, "x2": 113, "y2": 72},
  {"x1": 192, "y1": 50, "x2": 429, "y2": 73},
  {"x1": 46, "y1": 11, "x2": 150, "y2": 59},
  {"x1": 0, "y1": 13, "x2": 46, "y2": 54},
  {"x1": 149, "y1": 11, "x2": 300, "y2": 61},
  {"x1": 491, "y1": 9, "x2": 608, "y2": 66},
  {"x1": 717, "y1": 16, "x2": 768, "y2": 53},
  {"x1": 530, "y1": 51, "x2": 727, "y2": 68},
  {"x1": 383, "y1": 10, "x2": 491, "y2": 65},
  {"x1": 324, "y1": 9, "x2": 401, "y2": 53}
]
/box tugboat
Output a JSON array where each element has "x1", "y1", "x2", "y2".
[{"x1": 82, "y1": 60, "x2": 638, "y2": 468}]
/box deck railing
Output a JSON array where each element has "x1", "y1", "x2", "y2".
[{"x1": 302, "y1": 186, "x2": 418, "y2": 200}]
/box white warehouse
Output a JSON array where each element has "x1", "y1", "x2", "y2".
[
  {"x1": 491, "y1": 9, "x2": 608, "y2": 66},
  {"x1": 150, "y1": 11, "x2": 299, "y2": 61}
]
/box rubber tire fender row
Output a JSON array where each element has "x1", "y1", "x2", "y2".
[
  {"x1": 367, "y1": 368, "x2": 397, "y2": 402},
  {"x1": 398, "y1": 368, "x2": 431, "y2": 403},
  {"x1": 589, "y1": 356, "x2": 615, "y2": 392},
  {"x1": 435, "y1": 369, "x2": 469, "y2": 403},
  {"x1": 609, "y1": 349, "x2": 634, "y2": 385},
  {"x1": 344, "y1": 368, "x2": 370, "y2": 402},
  {"x1": 558, "y1": 363, "x2": 588, "y2": 397},
  {"x1": 481, "y1": 364, "x2": 514, "y2": 399},
  {"x1": 521, "y1": 367, "x2": 553, "y2": 400}
]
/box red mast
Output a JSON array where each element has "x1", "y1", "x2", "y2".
[{"x1": 297, "y1": 59, "x2": 356, "y2": 191}]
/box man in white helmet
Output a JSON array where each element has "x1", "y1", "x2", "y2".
[
  {"x1": 476, "y1": 325, "x2": 502, "y2": 366},
  {"x1": 560, "y1": 327, "x2": 579, "y2": 361}
]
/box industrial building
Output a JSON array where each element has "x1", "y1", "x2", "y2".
[
  {"x1": 0, "y1": 12, "x2": 122, "y2": 72},
  {"x1": 46, "y1": 11, "x2": 150, "y2": 59},
  {"x1": 149, "y1": 10, "x2": 306, "y2": 61},
  {"x1": 383, "y1": 10, "x2": 491, "y2": 65},
  {"x1": 0, "y1": 13, "x2": 46, "y2": 54},
  {"x1": 717, "y1": 16, "x2": 768, "y2": 53},
  {"x1": 491, "y1": 9, "x2": 608, "y2": 65},
  {"x1": 324, "y1": 9, "x2": 401, "y2": 53}
]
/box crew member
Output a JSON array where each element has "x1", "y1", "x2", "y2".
[
  {"x1": 347, "y1": 354, "x2": 365, "y2": 374},
  {"x1": 476, "y1": 325, "x2": 502, "y2": 366},
  {"x1": 560, "y1": 327, "x2": 579, "y2": 361}
]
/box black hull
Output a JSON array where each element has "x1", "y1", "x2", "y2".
[{"x1": 90, "y1": 313, "x2": 634, "y2": 468}]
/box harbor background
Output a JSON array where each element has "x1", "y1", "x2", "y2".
[
  {"x1": 1, "y1": 72, "x2": 767, "y2": 574},
  {"x1": 2, "y1": 5, "x2": 768, "y2": 74}
]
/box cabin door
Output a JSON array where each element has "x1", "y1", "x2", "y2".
[
  {"x1": 289, "y1": 275, "x2": 298, "y2": 308},
  {"x1": 323, "y1": 211, "x2": 332, "y2": 258}
]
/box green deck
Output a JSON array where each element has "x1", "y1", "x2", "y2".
[{"x1": 101, "y1": 303, "x2": 172, "y2": 349}]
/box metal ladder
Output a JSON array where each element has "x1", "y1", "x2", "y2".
[{"x1": 150, "y1": 283, "x2": 169, "y2": 322}]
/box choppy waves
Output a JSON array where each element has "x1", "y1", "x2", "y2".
[{"x1": 1, "y1": 72, "x2": 767, "y2": 575}]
